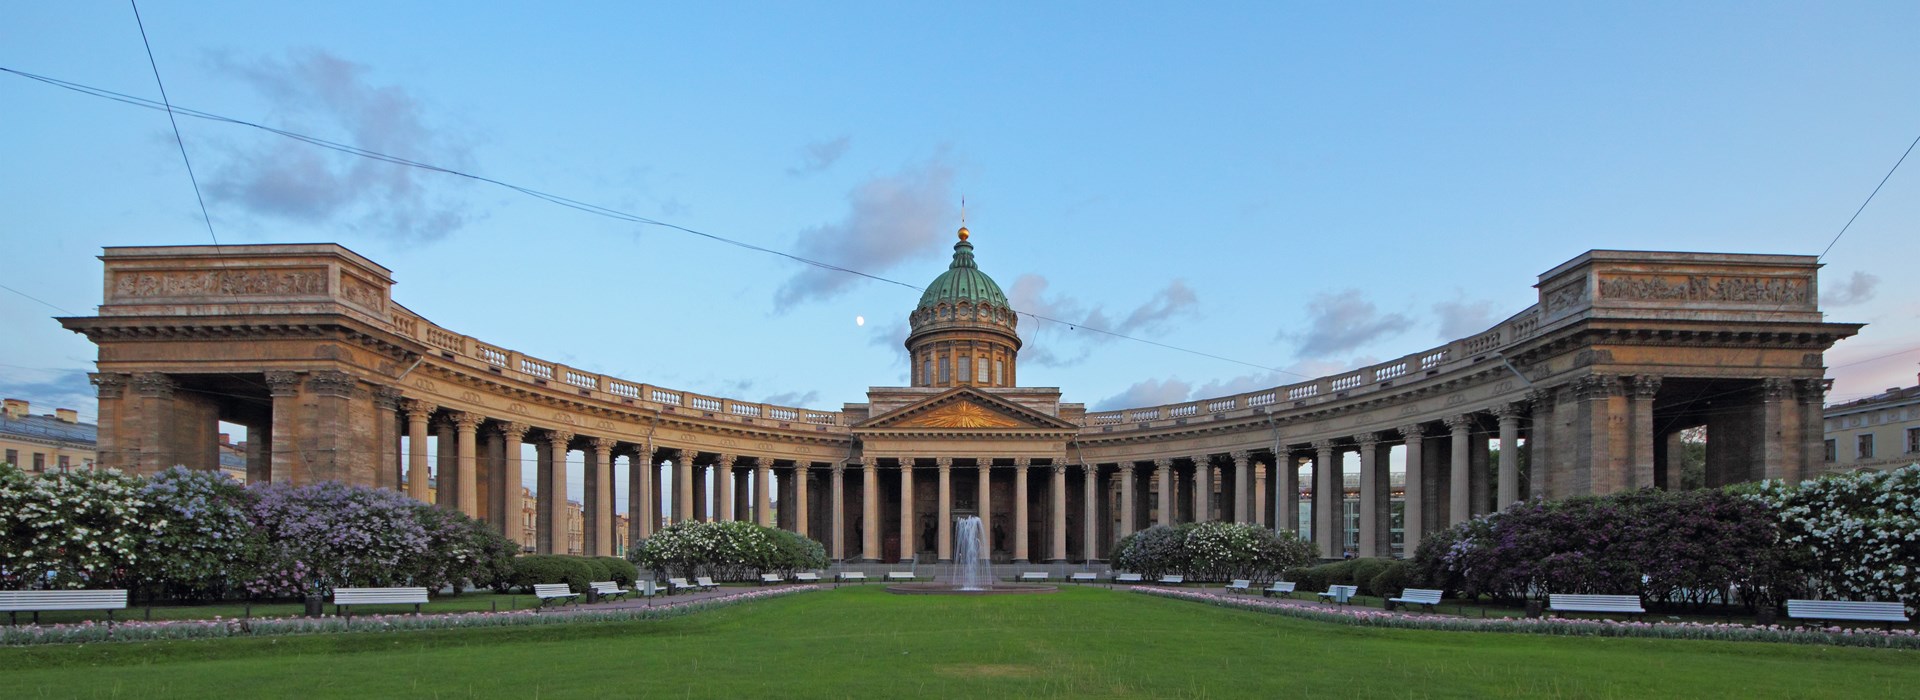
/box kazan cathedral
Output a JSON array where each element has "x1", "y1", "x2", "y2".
[{"x1": 61, "y1": 228, "x2": 1855, "y2": 564}]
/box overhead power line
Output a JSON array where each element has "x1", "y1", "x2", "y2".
[
  {"x1": 0, "y1": 65, "x2": 1304, "y2": 378},
  {"x1": 1818, "y1": 133, "x2": 1918, "y2": 261},
  {"x1": 126, "y1": 0, "x2": 219, "y2": 250}
]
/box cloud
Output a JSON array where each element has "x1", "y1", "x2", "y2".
[
  {"x1": 0, "y1": 369, "x2": 98, "y2": 420},
  {"x1": 866, "y1": 318, "x2": 911, "y2": 352},
  {"x1": 773, "y1": 155, "x2": 956, "y2": 310},
  {"x1": 1092, "y1": 378, "x2": 1194, "y2": 411},
  {"x1": 763, "y1": 390, "x2": 821, "y2": 407},
  {"x1": 787, "y1": 136, "x2": 851, "y2": 176},
  {"x1": 1431, "y1": 296, "x2": 1498, "y2": 340},
  {"x1": 1824, "y1": 271, "x2": 1879, "y2": 307},
  {"x1": 1008, "y1": 274, "x2": 1201, "y2": 368},
  {"x1": 1286, "y1": 289, "x2": 1410, "y2": 358},
  {"x1": 204, "y1": 50, "x2": 474, "y2": 241}
]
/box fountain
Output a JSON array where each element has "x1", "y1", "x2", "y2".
[{"x1": 885, "y1": 515, "x2": 1056, "y2": 595}]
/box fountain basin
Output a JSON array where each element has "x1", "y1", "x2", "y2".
[{"x1": 884, "y1": 583, "x2": 1059, "y2": 595}]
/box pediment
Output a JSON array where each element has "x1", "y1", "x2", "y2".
[{"x1": 856, "y1": 388, "x2": 1078, "y2": 433}]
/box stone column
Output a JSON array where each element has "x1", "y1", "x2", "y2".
[
  {"x1": 370, "y1": 386, "x2": 403, "y2": 490},
  {"x1": 1277, "y1": 454, "x2": 1299, "y2": 536},
  {"x1": 1155, "y1": 458, "x2": 1173, "y2": 526},
  {"x1": 936, "y1": 457, "x2": 953, "y2": 562},
  {"x1": 1118, "y1": 463, "x2": 1137, "y2": 539},
  {"x1": 1231, "y1": 451, "x2": 1250, "y2": 523},
  {"x1": 1445, "y1": 415, "x2": 1472, "y2": 525},
  {"x1": 1574, "y1": 375, "x2": 1625, "y2": 494},
  {"x1": 977, "y1": 460, "x2": 992, "y2": 562},
  {"x1": 794, "y1": 462, "x2": 811, "y2": 537},
  {"x1": 495, "y1": 422, "x2": 528, "y2": 540},
  {"x1": 756, "y1": 460, "x2": 774, "y2": 527},
  {"x1": 588, "y1": 438, "x2": 615, "y2": 556},
  {"x1": 1013, "y1": 458, "x2": 1031, "y2": 563},
  {"x1": 1050, "y1": 463, "x2": 1068, "y2": 562},
  {"x1": 1253, "y1": 462, "x2": 1267, "y2": 527},
  {"x1": 452, "y1": 412, "x2": 483, "y2": 518},
  {"x1": 1398, "y1": 425, "x2": 1426, "y2": 552},
  {"x1": 1526, "y1": 388, "x2": 1555, "y2": 499},
  {"x1": 898, "y1": 459, "x2": 915, "y2": 561},
  {"x1": 544, "y1": 431, "x2": 573, "y2": 554},
  {"x1": 1357, "y1": 433, "x2": 1382, "y2": 558},
  {"x1": 1313, "y1": 440, "x2": 1338, "y2": 558},
  {"x1": 628, "y1": 448, "x2": 654, "y2": 543},
  {"x1": 830, "y1": 462, "x2": 846, "y2": 561},
  {"x1": 1796, "y1": 379, "x2": 1827, "y2": 482},
  {"x1": 1081, "y1": 464, "x2": 1098, "y2": 561},
  {"x1": 1190, "y1": 455, "x2": 1209, "y2": 523},
  {"x1": 402, "y1": 400, "x2": 434, "y2": 502},
  {"x1": 1495, "y1": 403, "x2": 1524, "y2": 507},
  {"x1": 435, "y1": 419, "x2": 457, "y2": 509},
  {"x1": 676, "y1": 450, "x2": 696, "y2": 523},
  {"x1": 860, "y1": 460, "x2": 879, "y2": 562},
  {"x1": 715, "y1": 454, "x2": 735, "y2": 522}
]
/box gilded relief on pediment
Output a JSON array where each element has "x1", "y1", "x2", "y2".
[{"x1": 897, "y1": 401, "x2": 1022, "y2": 429}]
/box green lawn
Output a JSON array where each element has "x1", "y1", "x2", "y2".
[{"x1": 2, "y1": 586, "x2": 1913, "y2": 698}]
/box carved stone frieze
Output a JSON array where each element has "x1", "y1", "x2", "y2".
[
  {"x1": 113, "y1": 268, "x2": 326, "y2": 299},
  {"x1": 1598, "y1": 274, "x2": 1810, "y2": 306}
]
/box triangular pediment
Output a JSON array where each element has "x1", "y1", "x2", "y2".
[{"x1": 856, "y1": 387, "x2": 1078, "y2": 433}]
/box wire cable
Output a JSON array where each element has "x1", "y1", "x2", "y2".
[
  {"x1": 0, "y1": 65, "x2": 1303, "y2": 377},
  {"x1": 1818, "y1": 133, "x2": 1918, "y2": 261},
  {"x1": 126, "y1": 0, "x2": 220, "y2": 250},
  {"x1": 0, "y1": 281, "x2": 78, "y2": 315}
]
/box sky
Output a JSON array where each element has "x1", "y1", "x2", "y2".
[{"x1": 2, "y1": 2, "x2": 1917, "y2": 506}]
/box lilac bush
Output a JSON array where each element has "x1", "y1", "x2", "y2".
[
  {"x1": 0, "y1": 464, "x2": 152, "y2": 589},
  {"x1": 1112, "y1": 523, "x2": 1313, "y2": 581},
  {"x1": 137, "y1": 466, "x2": 262, "y2": 600},
  {"x1": 1753, "y1": 464, "x2": 1920, "y2": 615}
]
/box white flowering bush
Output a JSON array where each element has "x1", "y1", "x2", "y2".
[
  {"x1": 1752, "y1": 464, "x2": 1920, "y2": 614},
  {"x1": 0, "y1": 463, "x2": 153, "y2": 589},
  {"x1": 1112, "y1": 523, "x2": 1313, "y2": 581},
  {"x1": 633, "y1": 521, "x2": 825, "y2": 580}
]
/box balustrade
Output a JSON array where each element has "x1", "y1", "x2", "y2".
[
  {"x1": 519, "y1": 358, "x2": 554, "y2": 380},
  {"x1": 564, "y1": 370, "x2": 597, "y2": 389}
]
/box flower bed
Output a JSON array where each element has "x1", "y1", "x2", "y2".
[
  {"x1": 1135, "y1": 586, "x2": 1920, "y2": 650},
  {"x1": 0, "y1": 585, "x2": 817, "y2": 646}
]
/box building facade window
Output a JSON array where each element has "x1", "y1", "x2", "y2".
[
  {"x1": 1858, "y1": 434, "x2": 1875, "y2": 460},
  {"x1": 1824, "y1": 439, "x2": 1837, "y2": 462},
  {"x1": 958, "y1": 354, "x2": 972, "y2": 382},
  {"x1": 57, "y1": 455, "x2": 69, "y2": 471},
  {"x1": 939, "y1": 356, "x2": 951, "y2": 384},
  {"x1": 994, "y1": 360, "x2": 1004, "y2": 386},
  {"x1": 32, "y1": 453, "x2": 45, "y2": 472},
  {"x1": 976, "y1": 358, "x2": 989, "y2": 385},
  {"x1": 3, "y1": 449, "x2": 15, "y2": 466},
  {"x1": 1908, "y1": 427, "x2": 1920, "y2": 454}
]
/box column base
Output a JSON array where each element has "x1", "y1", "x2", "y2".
[{"x1": 1012, "y1": 558, "x2": 1029, "y2": 564}]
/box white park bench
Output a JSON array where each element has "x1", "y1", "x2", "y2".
[
  {"x1": 1387, "y1": 588, "x2": 1444, "y2": 612},
  {"x1": 886, "y1": 572, "x2": 917, "y2": 582},
  {"x1": 1263, "y1": 581, "x2": 1297, "y2": 598},
  {"x1": 760, "y1": 573, "x2": 785, "y2": 585},
  {"x1": 794, "y1": 572, "x2": 822, "y2": 583},
  {"x1": 1225, "y1": 579, "x2": 1252, "y2": 594},
  {"x1": 1019, "y1": 572, "x2": 1049, "y2": 582},
  {"x1": 636, "y1": 580, "x2": 659, "y2": 598},
  {"x1": 589, "y1": 581, "x2": 630, "y2": 601},
  {"x1": 1316, "y1": 584, "x2": 1358, "y2": 605},
  {"x1": 333, "y1": 587, "x2": 429, "y2": 619},
  {"x1": 534, "y1": 583, "x2": 580, "y2": 608},
  {"x1": 1158, "y1": 574, "x2": 1185, "y2": 586},
  {"x1": 694, "y1": 576, "x2": 720, "y2": 591},
  {"x1": 1114, "y1": 573, "x2": 1144, "y2": 584},
  {"x1": 0, "y1": 589, "x2": 129, "y2": 625},
  {"x1": 837, "y1": 571, "x2": 869, "y2": 587},
  {"x1": 1787, "y1": 599, "x2": 1911, "y2": 630},
  {"x1": 1069, "y1": 573, "x2": 1099, "y2": 584},
  {"x1": 667, "y1": 577, "x2": 698, "y2": 594},
  {"x1": 1549, "y1": 594, "x2": 1646, "y2": 620}
]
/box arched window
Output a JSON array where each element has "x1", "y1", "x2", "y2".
[
  {"x1": 939, "y1": 356, "x2": 951, "y2": 384},
  {"x1": 977, "y1": 358, "x2": 989, "y2": 386},
  {"x1": 994, "y1": 360, "x2": 1005, "y2": 386},
  {"x1": 958, "y1": 354, "x2": 972, "y2": 382}
]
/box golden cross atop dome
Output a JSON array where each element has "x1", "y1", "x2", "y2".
[{"x1": 958, "y1": 196, "x2": 969, "y2": 240}]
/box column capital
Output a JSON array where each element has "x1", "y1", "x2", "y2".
[
  {"x1": 1794, "y1": 378, "x2": 1828, "y2": 405},
  {"x1": 496, "y1": 421, "x2": 530, "y2": 441},
  {"x1": 934, "y1": 456, "x2": 952, "y2": 470},
  {"x1": 1442, "y1": 414, "x2": 1474, "y2": 432},
  {"x1": 371, "y1": 385, "x2": 404, "y2": 410},
  {"x1": 450, "y1": 410, "x2": 485, "y2": 432},
  {"x1": 589, "y1": 437, "x2": 617, "y2": 453},
  {"x1": 402, "y1": 398, "x2": 437, "y2": 422},
  {"x1": 680, "y1": 448, "x2": 701, "y2": 466},
  {"x1": 1153, "y1": 457, "x2": 1173, "y2": 470},
  {"x1": 1572, "y1": 374, "x2": 1623, "y2": 400},
  {"x1": 306, "y1": 370, "x2": 358, "y2": 397},
  {"x1": 829, "y1": 461, "x2": 845, "y2": 473},
  {"x1": 1228, "y1": 449, "x2": 1249, "y2": 464},
  {"x1": 861, "y1": 460, "x2": 877, "y2": 472},
  {"x1": 1190, "y1": 453, "x2": 1211, "y2": 466},
  {"x1": 262, "y1": 371, "x2": 301, "y2": 398},
  {"x1": 1116, "y1": 461, "x2": 1135, "y2": 474},
  {"x1": 1525, "y1": 386, "x2": 1556, "y2": 406},
  {"x1": 1079, "y1": 463, "x2": 1095, "y2": 476},
  {"x1": 1052, "y1": 461, "x2": 1070, "y2": 474},
  {"x1": 717, "y1": 453, "x2": 737, "y2": 468},
  {"x1": 1397, "y1": 423, "x2": 1427, "y2": 440},
  {"x1": 1311, "y1": 439, "x2": 1335, "y2": 452},
  {"x1": 1013, "y1": 457, "x2": 1031, "y2": 470},
  {"x1": 132, "y1": 372, "x2": 176, "y2": 398},
  {"x1": 548, "y1": 429, "x2": 575, "y2": 447},
  {"x1": 795, "y1": 461, "x2": 811, "y2": 473},
  {"x1": 88, "y1": 372, "x2": 129, "y2": 399},
  {"x1": 1492, "y1": 401, "x2": 1528, "y2": 419},
  {"x1": 1355, "y1": 432, "x2": 1383, "y2": 449},
  {"x1": 1761, "y1": 377, "x2": 1795, "y2": 400}
]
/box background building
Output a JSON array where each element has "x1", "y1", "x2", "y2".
[
  {"x1": 1, "y1": 398, "x2": 95, "y2": 473},
  {"x1": 1823, "y1": 377, "x2": 1920, "y2": 473}
]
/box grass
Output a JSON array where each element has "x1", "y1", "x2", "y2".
[{"x1": 2, "y1": 586, "x2": 1914, "y2": 698}]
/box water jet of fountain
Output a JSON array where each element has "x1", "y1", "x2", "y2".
[{"x1": 951, "y1": 516, "x2": 987, "y2": 591}]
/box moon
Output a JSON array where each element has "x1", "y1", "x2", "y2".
[{"x1": 855, "y1": 315, "x2": 865, "y2": 327}]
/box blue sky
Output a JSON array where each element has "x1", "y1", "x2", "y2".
[{"x1": 3, "y1": 3, "x2": 1916, "y2": 499}]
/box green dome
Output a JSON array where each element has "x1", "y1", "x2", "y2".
[{"x1": 917, "y1": 231, "x2": 1009, "y2": 310}]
